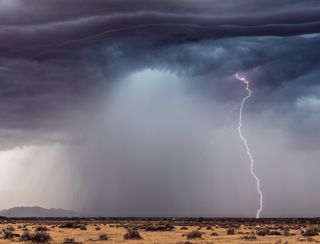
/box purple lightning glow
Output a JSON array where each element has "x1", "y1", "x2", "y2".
[{"x1": 235, "y1": 73, "x2": 263, "y2": 219}]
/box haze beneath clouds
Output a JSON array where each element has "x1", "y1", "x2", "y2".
[{"x1": 0, "y1": 0, "x2": 320, "y2": 217}]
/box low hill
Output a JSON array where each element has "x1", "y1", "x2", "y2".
[{"x1": 0, "y1": 206, "x2": 80, "y2": 217}]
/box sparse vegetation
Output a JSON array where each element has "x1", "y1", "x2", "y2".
[
  {"x1": 144, "y1": 223, "x2": 175, "y2": 231},
  {"x1": 98, "y1": 234, "x2": 109, "y2": 241},
  {"x1": 302, "y1": 227, "x2": 319, "y2": 237},
  {"x1": 124, "y1": 228, "x2": 143, "y2": 240},
  {"x1": 0, "y1": 218, "x2": 318, "y2": 243},
  {"x1": 298, "y1": 237, "x2": 318, "y2": 242},
  {"x1": 2, "y1": 227, "x2": 15, "y2": 239},
  {"x1": 227, "y1": 228, "x2": 236, "y2": 235},
  {"x1": 79, "y1": 225, "x2": 87, "y2": 230},
  {"x1": 63, "y1": 237, "x2": 82, "y2": 244},
  {"x1": 20, "y1": 230, "x2": 52, "y2": 243},
  {"x1": 59, "y1": 223, "x2": 86, "y2": 229},
  {"x1": 241, "y1": 235, "x2": 257, "y2": 241},
  {"x1": 185, "y1": 230, "x2": 202, "y2": 240},
  {"x1": 35, "y1": 226, "x2": 48, "y2": 232},
  {"x1": 63, "y1": 238, "x2": 76, "y2": 244},
  {"x1": 20, "y1": 231, "x2": 33, "y2": 241},
  {"x1": 256, "y1": 227, "x2": 270, "y2": 236}
]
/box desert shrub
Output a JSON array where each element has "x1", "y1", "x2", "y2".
[
  {"x1": 256, "y1": 228, "x2": 270, "y2": 236},
  {"x1": 20, "y1": 230, "x2": 51, "y2": 243},
  {"x1": 165, "y1": 223, "x2": 175, "y2": 231},
  {"x1": 145, "y1": 224, "x2": 164, "y2": 231},
  {"x1": 79, "y1": 225, "x2": 87, "y2": 231},
  {"x1": 211, "y1": 232, "x2": 219, "y2": 236},
  {"x1": 63, "y1": 237, "x2": 83, "y2": 244},
  {"x1": 20, "y1": 231, "x2": 33, "y2": 241},
  {"x1": 95, "y1": 226, "x2": 101, "y2": 231},
  {"x1": 59, "y1": 223, "x2": 73, "y2": 228},
  {"x1": 30, "y1": 231, "x2": 52, "y2": 243},
  {"x1": 63, "y1": 238, "x2": 76, "y2": 244},
  {"x1": 2, "y1": 227, "x2": 16, "y2": 239},
  {"x1": 145, "y1": 223, "x2": 175, "y2": 232},
  {"x1": 227, "y1": 228, "x2": 236, "y2": 235},
  {"x1": 59, "y1": 223, "x2": 84, "y2": 229},
  {"x1": 241, "y1": 235, "x2": 257, "y2": 241},
  {"x1": 298, "y1": 237, "x2": 317, "y2": 242},
  {"x1": 123, "y1": 228, "x2": 142, "y2": 240},
  {"x1": 36, "y1": 226, "x2": 48, "y2": 232},
  {"x1": 98, "y1": 234, "x2": 109, "y2": 241},
  {"x1": 302, "y1": 227, "x2": 319, "y2": 237},
  {"x1": 186, "y1": 230, "x2": 202, "y2": 240},
  {"x1": 180, "y1": 227, "x2": 188, "y2": 230}
]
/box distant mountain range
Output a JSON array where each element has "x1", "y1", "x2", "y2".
[{"x1": 0, "y1": 206, "x2": 81, "y2": 217}]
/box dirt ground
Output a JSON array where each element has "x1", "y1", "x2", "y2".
[{"x1": 0, "y1": 218, "x2": 319, "y2": 243}]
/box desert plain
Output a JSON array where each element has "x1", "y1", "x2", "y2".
[{"x1": 0, "y1": 218, "x2": 319, "y2": 243}]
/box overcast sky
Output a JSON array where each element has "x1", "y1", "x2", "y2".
[{"x1": 0, "y1": 0, "x2": 320, "y2": 217}]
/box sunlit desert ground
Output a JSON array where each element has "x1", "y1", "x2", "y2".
[{"x1": 0, "y1": 218, "x2": 319, "y2": 243}]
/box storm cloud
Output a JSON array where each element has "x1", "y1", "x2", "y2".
[{"x1": 0, "y1": 0, "x2": 320, "y2": 217}]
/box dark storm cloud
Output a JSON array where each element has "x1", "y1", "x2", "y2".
[
  {"x1": 1, "y1": 0, "x2": 319, "y2": 89},
  {"x1": 0, "y1": 0, "x2": 319, "y2": 146},
  {"x1": 1, "y1": 0, "x2": 320, "y2": 57},
  {"x1": 3, "y1": 35, "x2": 320, "y2": 106}
]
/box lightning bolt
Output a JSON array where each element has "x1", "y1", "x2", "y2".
[{"x1": 235, "y1": 73, "x2": 263, "y2": 219}]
